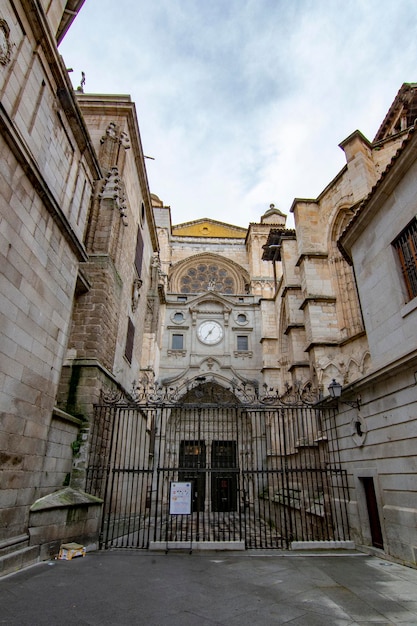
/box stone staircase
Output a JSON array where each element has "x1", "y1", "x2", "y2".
[{"x1": 0, "y1": 535, "x2": 40, "y2": 578}]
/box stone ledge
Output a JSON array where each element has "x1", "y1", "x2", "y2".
[
  {"x1": 149, "y1": 541, "x2": 245, "y2": 551},
  {"x1": 52, "y1": 407, "x2": 84, "y2": 427},
  {"x1": 0, "y1": 534, "x2": 29, "y2": 554},
  {"x1": 291, "y1": 540, "x2": 355, "y2": 550},
  {"x1": 30, "y1": 487, "x2": 103, "y2": 512}
]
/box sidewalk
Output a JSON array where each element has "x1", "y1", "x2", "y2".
[{"x1": 1, "y1": 550, "x2": 417, "y2": 625}]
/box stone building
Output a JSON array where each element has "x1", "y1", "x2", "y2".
[
  {"x1": 262, "y1": 83, "x2": 417, "y2": 567},
  {"x1": 0, "y1": 0, "x2": 98, "y2": 573},
  {"x1": 1, "y1": 0, "x2": 416, "y2": 573},
  {"x1": 338, "y1": 114, "x2": 417, "y2": 567},
  {"x1": 0, "y1": 2, "x2": 158, "y2": 574},
  {"x1": 57, "y1": 93, "x2": 159, "y2": 448},
  {"x1": 153, "y1": 200, "x2": 286, "y2": 390}
]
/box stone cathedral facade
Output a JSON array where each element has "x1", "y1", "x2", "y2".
[
  {"x1": 153, "y1": 200, "x2": 286, "y2": 391},
  {"x1": 1, "y1": 2, "x2": 416, "y2": 574}
]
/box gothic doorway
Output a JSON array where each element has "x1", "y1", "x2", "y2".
[{"x1": 86, "y1": 379, "x2": 350, "y2": 550}]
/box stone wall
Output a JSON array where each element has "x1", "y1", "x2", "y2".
[
  {"x1": 337, "y1": 117, "x2": 417, "y2": 567},
  {"x1": 0, "y1": 132, "x2": 85, "y2": 541},
  {"x1": 0, "y1": 1, "x2": 99, "y2": 558},
  {"x1": 336, "y1": 364, "x2": 417, "y2": 566}
]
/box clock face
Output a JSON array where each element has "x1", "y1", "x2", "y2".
[{"x1": 197, "y1": 320, "x2": 223, "y2": 345}]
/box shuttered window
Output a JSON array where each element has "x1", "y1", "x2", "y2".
[
  {"x1": 125, "y1": 318, "x2": 135, "y2": 363},
  {"x1": 135, "y1": 227, "x2": 144, "y2": 277},
  {"x1": 393, "y1": 217, "x2": 417, "y2": 301}
]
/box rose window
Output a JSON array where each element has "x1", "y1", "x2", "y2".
[{"x1": 179, "y1": 264, "x2": 236, "y2": 294}]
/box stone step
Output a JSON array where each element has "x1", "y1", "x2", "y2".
[
  {"x1": 0, "y1": 545, "x2": 40, "y2": 578},
  {"x1": 0, "y1": 534, "x2": 30, "y2": 558}
]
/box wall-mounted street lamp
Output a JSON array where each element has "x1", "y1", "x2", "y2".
[
  {"x1": 328, "y1": 379, "x2": 364, "y2": 438},
  {"x1": 328, "y1": 379, "x2": 361, "y2": 410}
]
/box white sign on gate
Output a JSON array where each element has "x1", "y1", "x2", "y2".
[{"x1": 169, "y1": 482, "x2": 192, "y2": 515}]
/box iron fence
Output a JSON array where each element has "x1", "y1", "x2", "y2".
[{"x1": 86, "y1": 381, "x2": 350, "y2": 550}]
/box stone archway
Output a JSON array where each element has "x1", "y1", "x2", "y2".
[{"x1": 169, "y1": 253, "x2": 250, "y2": 295}]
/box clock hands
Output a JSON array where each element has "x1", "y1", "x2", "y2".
[{"x1": 198, "y1": 321, "x2": 223, "y2": 344}]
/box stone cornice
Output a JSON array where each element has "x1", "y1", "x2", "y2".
[
  {"x1": 231, "y1": 327, "x2": 253, "y2": 332},
  {"x1": 288, "y1": 362, "x2": 310, "y2": 372},
  {"x1": 52, "y1": 407, "x2": 84, "y2": 427},
  {"x1": 300, "y1": 295, "x2": 336, "y2": 310},
  {"x1": 167, "y1": 325, "x2": 190, "y2": 330},
  {"x1": 56, "y1": 1, "x2": 86, "y2": 45},
  {"x1": 284, "y1": 323, "x2": 305, "y2": 336},
  {"x1": 338, "y1": 330, "x2": 366, "y2": 347},
  {"x1": 295, "y1": 253, "x2": 328, "y2": 267},
  {"x1": 305, "y1": 341, "x2": 339, "y2": 353},
  {"x1": 282, "y1": 284, "x2": 302, "y2": 297}
]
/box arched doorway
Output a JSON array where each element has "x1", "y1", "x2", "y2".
[
  {"x1": 166, "y1": 383, "x2": 249, "y2": 513},
  {"x1": 152, "y1": 382, "x2": 252, "y2": 547}
]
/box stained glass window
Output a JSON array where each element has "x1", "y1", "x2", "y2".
[{"x1": 179, "y1": 264, "x2": 236, "y2": 294}]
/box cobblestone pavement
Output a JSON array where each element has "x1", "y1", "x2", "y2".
[{"x1": 1, "y1": 550, "x2": 417, "y2": 625}]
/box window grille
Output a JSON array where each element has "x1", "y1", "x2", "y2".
[{"x1": 393, "y1": 217, "x2": 417, "y2": 300}]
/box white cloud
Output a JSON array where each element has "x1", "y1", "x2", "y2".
[{"x1": 60, "y1": 0, "x2": 417, "y2": 228}]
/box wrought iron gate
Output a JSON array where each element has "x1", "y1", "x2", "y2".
[{"x1": 86, "y1": 380, "x2": 350, "y2": 549}]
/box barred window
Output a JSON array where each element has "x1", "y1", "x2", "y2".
[
  {"x1": 237, "y1": 335, "x2": 248, "y2": 351},
  {"x1": 392, "y1": 217, "x2": 417, "y2": 301},
  {"x1": 172, "y1": 334, "x2": 184, "y2": 350}
]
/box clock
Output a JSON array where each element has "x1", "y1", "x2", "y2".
[{"x1": 197, "y1": 320, "x2": 223, "y2": 345}]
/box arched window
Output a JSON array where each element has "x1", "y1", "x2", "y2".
[
  {"x1": 179, "y1": 263, "x2": 236, "y2": 294},
  {"x1": 170, "y1": 254, "x2": 250, "y2": 295}
]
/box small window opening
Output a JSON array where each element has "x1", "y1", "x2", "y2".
[
  {"x1": 125, "y1": 318, "x2": 135, "y2": 363},
  {"x1": 392, "y1": 217, "x2": 417, "y2": 301},
  {"x1": 237, "y1": 335, "x2": 248, "y2": 351},
  {"x1": 172, "y1": 334, "x2": 184, "y2": 350}
]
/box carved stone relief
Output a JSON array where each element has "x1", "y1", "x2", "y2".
[
  {"x1": 131, "y1": 278, "x2": 143, "y2": 312},
  {"x1": 99, "y1": 167, "x2": 128, "y2": 226},
  {"x1": 0, "y1": 19, "x2": 12, "y2": 66}
]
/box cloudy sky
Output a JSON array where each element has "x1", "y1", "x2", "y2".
[{"x1": 60, "y1": 0, "x2": 417, "y2": 228}]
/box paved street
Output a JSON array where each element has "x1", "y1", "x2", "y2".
[{"x1": 1, "y1": 550, "x2": 417, "y2": 625}]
